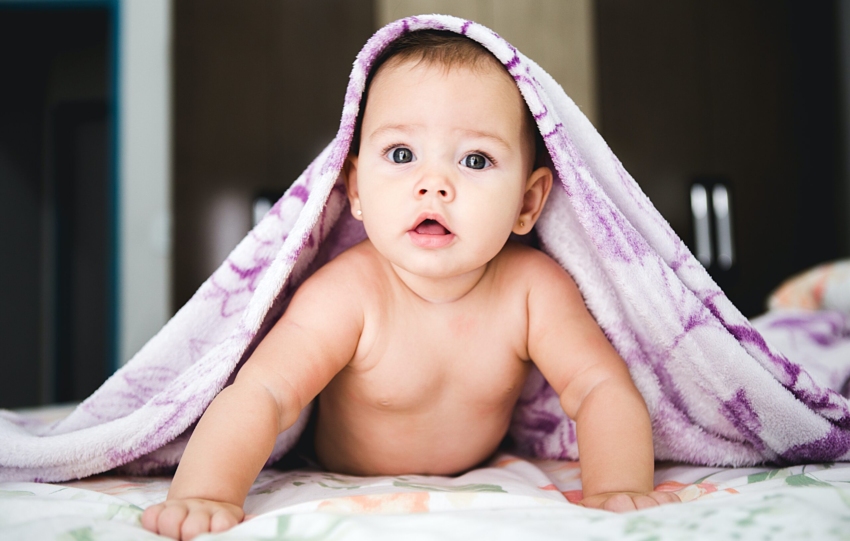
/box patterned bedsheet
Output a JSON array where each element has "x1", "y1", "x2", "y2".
[{"x1": 1, "y1": 453, "x2": 848, "y2": 540}]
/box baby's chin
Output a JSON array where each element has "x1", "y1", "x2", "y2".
[
  {"x1": 390, "y1": 258, "x2": 476, "y2": 279},
  {"x1": 390, "y1": 251, "x2": 499, "y2": 281}
]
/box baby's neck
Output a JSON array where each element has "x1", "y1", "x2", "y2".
[{"x1": 389, "y1": 262, "x2": 489, "y2": 304}]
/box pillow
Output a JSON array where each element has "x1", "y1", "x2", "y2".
[{"x1": 768, "y1": 260, "x2": 850, "y2": 313}]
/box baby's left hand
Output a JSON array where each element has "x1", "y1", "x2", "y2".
[{"x1": 579, "y1": 491, "x2": 680, "y2": 512}]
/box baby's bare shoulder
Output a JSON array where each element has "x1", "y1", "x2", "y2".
[
  {"x1": 496, "y1": 242, "x2": 578, "y2": 291},
  {"x1": 298, "y1": 240, "x2": 385, "y2": 300},
  {"x1": 274, "y1": 241, "x2": 381, "y2": 348}
]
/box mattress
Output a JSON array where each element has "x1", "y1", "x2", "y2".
[{"x1": 1, "y1": 451, "x2": 848, "y2": 540}]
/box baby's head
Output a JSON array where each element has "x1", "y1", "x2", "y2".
[
  {"x1": 351, "y1": 31, "x2": 544, "y2": 170},
  {"x1": 345, "y1": 30, "x2": 553, "y2": 281}
]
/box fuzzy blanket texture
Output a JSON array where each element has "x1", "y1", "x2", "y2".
[{"x1": 3, "y1": 15, "x2": 850, "y2": 483}]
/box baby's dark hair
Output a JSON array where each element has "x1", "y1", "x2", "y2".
[{"x1": 350, "y1": 30, "x2": 545, "y2": 169}]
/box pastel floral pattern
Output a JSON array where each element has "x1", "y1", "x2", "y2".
[{"x1": 3, "y1": 454, "x2": 850, "y2": 540}]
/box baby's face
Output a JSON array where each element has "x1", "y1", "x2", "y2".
[{"x1": 346, "y1": 58, "x2": 537, "y2": 281}]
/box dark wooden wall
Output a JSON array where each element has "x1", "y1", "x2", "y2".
[
  {"x1": 596, "y1": 0, "x2": 842, "y2": 316},
  {"x1": 0, "y1": 7, "x2": 112, "y2": 407},
  {"x1": 172, "y1": 0, "x2": 374, "y2": 308}
]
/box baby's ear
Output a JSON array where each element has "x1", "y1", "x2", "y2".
[
  {"x1": 513, "y1": 166, "x2": 553, "y2": 235},
  {"x1": 343, "y1": 155, "x2": 363, "y2": 221}
]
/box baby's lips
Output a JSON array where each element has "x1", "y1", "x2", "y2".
[
  {"x1": 410, "y1": 212, "x2": 452, "y2": 234},
  {"x1": 414, "y1": 220, "x2": 450, "y2": 235}
]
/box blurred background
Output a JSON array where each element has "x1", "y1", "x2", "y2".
[{"x1": 0, "y1": 0, "x2": 847, "y2": 408}]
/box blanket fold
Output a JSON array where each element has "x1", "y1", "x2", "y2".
[{"x1": 3, "y1": 14, "x2": 850, "y2": 483}]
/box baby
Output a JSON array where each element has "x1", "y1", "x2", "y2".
[{"x1": 142, "y1": 30, "x2": 678, "y2": 540}]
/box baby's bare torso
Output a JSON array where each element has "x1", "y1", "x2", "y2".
[{"x1": 314, "y1": 242, "x2": 534, "y2": 476}]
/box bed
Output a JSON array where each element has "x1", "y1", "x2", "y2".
[{"x1": 1, "y1": 403, "x2": 848, "y2": 540}]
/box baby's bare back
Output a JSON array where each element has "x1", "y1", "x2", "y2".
[{"x1": 313, "y1": 241, "x2": 535, "y2": 476}]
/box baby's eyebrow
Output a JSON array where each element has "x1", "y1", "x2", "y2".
[
  {"x1": 367, "y1": 124, "x2": 419, "y2": 141},
  {"x1": 456, "y1": 129, "x2": 511, "y2": 151}
]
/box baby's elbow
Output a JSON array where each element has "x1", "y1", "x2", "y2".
[
  {"x1": 271, "y1": 378, "x2": 306, "y2": 432},
  {"x1": 231, "y1": 370, "x2": 303, "y2": 433},
  {"x1": 561, "y1": 365, "x2": 640, "y2": 420}
]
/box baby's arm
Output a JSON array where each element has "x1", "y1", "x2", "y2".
[
  {"x1": 141, "y1": 264, "x2": 363, "y2": 540},
  {"x1": 526, "y1": 255, "x2": 678, "y2": 511}
]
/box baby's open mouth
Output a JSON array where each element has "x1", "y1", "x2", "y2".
[{"x1": 414, "y1": 219, "x2": 451, "y2": 235}]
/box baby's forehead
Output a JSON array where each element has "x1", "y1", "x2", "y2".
[
  {"x1": 371, "y1": 56, "x2": 525, "y2": 114},
  {"x1": 367, "y1": 59, "x2": 528, "y2": 134},
  {"x1": 375, "y1": 58, "x2": 534, "y2": 133}
]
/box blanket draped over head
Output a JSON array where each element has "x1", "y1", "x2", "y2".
[{"x1": 3, "y1": 14, "x2": 850, "y2": 483}]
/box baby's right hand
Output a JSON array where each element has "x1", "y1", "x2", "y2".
[
  {"x1": 141, "y1": 498, "x2": 244, "y2": 540},
  {"x1": 580, "y1": 490, "x2": 680, "y2": 512}
]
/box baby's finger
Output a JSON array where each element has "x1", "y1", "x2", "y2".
[
  {"x1": 632, "y1": 494, "x2": 660, "y2": 510},
  {"x1": 180, "y1": 509, "x2": 212, "y2": 541},
  {"x1": 157, "y1": 504, "x2": 189, "y2": 540},
  {"x1": 140, "y1": 503, "x2": 164, "y2": 532},
  {"x1": 649, "y1": 491, "x2": 681, "y2": 506},
  {"x1": 602, "y1": 493, "x2": 637, "y2": 513},
  {"x1": 210, "y1": 508, "x2": 240, "y2": 533}
]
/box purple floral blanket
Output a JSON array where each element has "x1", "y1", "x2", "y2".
[{"x1": 2, "y1": 15, "x2": 850, "y2": 483}]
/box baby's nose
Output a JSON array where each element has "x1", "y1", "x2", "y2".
[{"x1": 414, "y1": 172, "x2": 455, "y2": 201}]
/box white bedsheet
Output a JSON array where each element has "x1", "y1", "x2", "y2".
[{"x1": 1, "y1": 454, "x2": 848, "y2": 540}]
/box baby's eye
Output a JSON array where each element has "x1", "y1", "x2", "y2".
[
  {"x1": 389, "y1": 147, "x2": 414, "y2": 164},
  {"x1": 461, "y1": 153, "x2": 491, "y2": 170}
]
